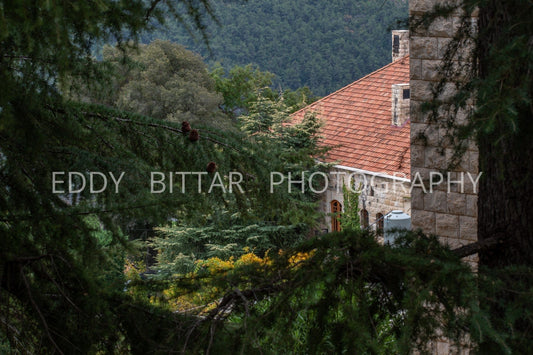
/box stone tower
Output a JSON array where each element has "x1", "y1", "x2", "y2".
[
  {"x1": 409, "y1": 1, "x2": 479, "y2": 352},
  {"x1": 409, "y1": 1, "x2": 479, "y2": 258}
]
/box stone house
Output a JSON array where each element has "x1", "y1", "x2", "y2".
[{"x1": 291, "y1": 31, "x2": 411, "y2": 233}]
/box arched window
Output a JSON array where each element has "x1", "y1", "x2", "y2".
[
  {"x1": 376, "y1": 213, "x2": 384, "y2": 235},
  {"x1": 330, "y1": 200, "x2": 342, "y2": 232},
  {"x1": 361, "y1": 209, "x2": 369, "y2": 229}
]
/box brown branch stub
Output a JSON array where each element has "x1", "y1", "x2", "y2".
[{"x1": 451, "y1": 234, "x2": 506, "y2": 258}]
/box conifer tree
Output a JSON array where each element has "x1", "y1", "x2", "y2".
[
  {"x1": 0, "y1": 0, "x2": 330, "y2": 351},
  {"x1": 0, "y1": 0, "x2": 315, "y2": 352},
  {"x1": 151, "y1": 96, "x2": 327, "y2": 274}
]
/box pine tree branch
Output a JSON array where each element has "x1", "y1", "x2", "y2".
[
  {"x1": 83, "y1": 123, "x2": 116, "y2": 150},
  {"x1": 45, "y1": 104, "x2": 243, "y2": 152},
  {"x1": 451, "y1": 234, "x2": 507, "y2": 258},
  {"x1": 21, "y1": 270, "x2": 65, "y2": 355},
  {"x1": 9, "y1": 255, "x2": 52, "y2": 263},
  {"x1": 81, "y1": 108, "x2": 243, "y2": 153},
  {"x1": 87, "y1": 110, "x2": 264, "y2": 180},
  {"x1": 2, "y1": 55, "x2": 33, "y2": 60},
  {"x1": 0, "y1": 203, "x2": 162, "y2": 223}
]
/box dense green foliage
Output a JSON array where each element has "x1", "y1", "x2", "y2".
[
  {"x1": 211, "y1": 63, "x2": 319, "y2": 117},
  {"x1": 152, "y1": 223, "x2": 307, "y2": 273},
  {"x1": 66, "y1": 39, "x2": 326, "y2": 279},
  {"x1": 0, "y1": 1, "x2": 323, "y2": 352},
  {"x1": 67, "y1": 40, "x2": 230, "y2": 128},
  {"x1": 150, "y1": 96, "x2": 327, "y2": 274},
  {"x1": 0, "y1": 0, "x2": 218, "y2": 351},
  {"x1": 104, "y1": 40, "x2": 224, "y2": 125},
  {"x1": 339, "y1": 184, "x2": 361, "y2": 231},
  {"x1": 144, "y1": 229, "x2": 532, "y2": 354},
  {"x1": 145, "y1": 0, "x2": 409, "y2": 95}
]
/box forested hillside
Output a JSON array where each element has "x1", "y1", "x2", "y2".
[{"x1": 143, "y1": 0, "x2": 408, "y2": 95}]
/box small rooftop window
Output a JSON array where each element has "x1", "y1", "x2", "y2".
[{"x1": 393, "y1": 35, "x2": 400, "y2": 54}]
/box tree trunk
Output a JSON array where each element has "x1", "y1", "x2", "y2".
[{"x1": 477, "y1": 1, "x2": 533, "y2": 267}]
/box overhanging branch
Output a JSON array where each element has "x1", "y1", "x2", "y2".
[
  {"x1": 85, "y1": 110, "x2": 243, "y2": 153},
  {"x1": 451, "y1": 234, "x2": 506, "y2": 258},
  {"x1": 45, "y1": 104, "x2": 242, "y2": 153}
]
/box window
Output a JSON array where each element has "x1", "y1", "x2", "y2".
[
  {"x1": 361, "y1": 209, "x2": 369, "y2": 229},
  {"x1": 393, "y1": 35, "x2": 400, "y2": 54},
  {"x1": 376, "y1": 213, "x2": 384, "y2": 236},
  {"x1": 331, "y1": 200, "x2": 342, "y2": 232},
  {"x1": 403, "y1": 88, "x2": 410, "y2": 99}
]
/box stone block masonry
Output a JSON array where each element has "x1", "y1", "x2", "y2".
[
  {"x1": 410, "y1": 0, "x2": 478, "y2": 257},
  {"x1": 410, "y1": 1, "x2": 479, "y2": 354},
  {"x1": 320, "y1": 167, "x2": 411, "y2": 234}
]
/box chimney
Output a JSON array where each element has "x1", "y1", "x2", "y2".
[
  {"x1": 392, "y1": 30, "x2": 409, "y2": 62},
  {"x1": 391, "y1": 83, "x2": 410, "y2": 126}
]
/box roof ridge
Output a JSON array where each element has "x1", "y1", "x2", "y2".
[
  {"x1": 289, "y1": 55, "x2": 411, "y2": 177},
  {"x1": 291, "y1": 55, "x2": 410, "y2": 116}
]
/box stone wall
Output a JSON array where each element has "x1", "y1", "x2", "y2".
[
  {"x1": 409, "y1": 0, "x2": 479, "y2": 259},
  {"x1": 410, "y1": 1, "x2": 478, "y2": 353},
  {"x1": 320, "y1": 167, "x2": 411, "y2": 233}
]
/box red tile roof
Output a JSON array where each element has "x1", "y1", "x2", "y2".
[{"x1": 291, "y1": 56, "x2": 410, "y2": 179}]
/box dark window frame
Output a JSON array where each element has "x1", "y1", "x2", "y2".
[
  {"x1": 331, "y1": 200, "x2": 342, "y2": 232},
  {"x1": 393, "y1": 35, "x2": 400, "y2": 54}
]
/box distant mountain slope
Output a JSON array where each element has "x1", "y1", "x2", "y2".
[{"x1": 143, "y1": 0, "x2": 408, "y2": 96}]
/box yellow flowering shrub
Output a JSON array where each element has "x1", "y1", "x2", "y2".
[
  {"x1": 143, "y1": 248, "x2": 314, "y2": 313},
  {"x1": 287, "y1": 251, "x2": 314, "y2": 267}
]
